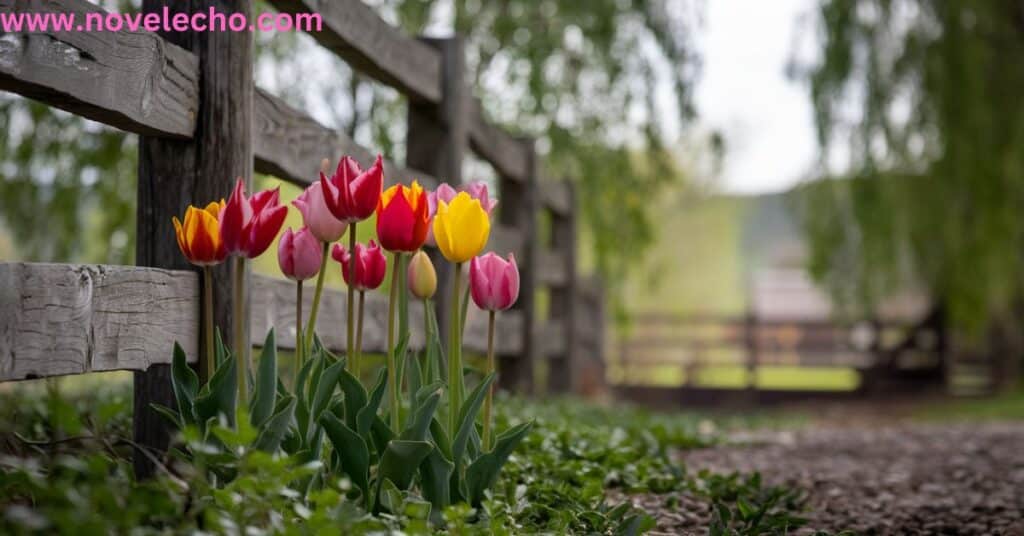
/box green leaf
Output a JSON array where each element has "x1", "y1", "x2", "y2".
[
  {"x1": 378, "y1": 439, "x2": 433, "y2": 491},
  {"x1": 429, "y1": 417, "x2": 453, "y2": 460},
  {"x1": 401, "y1": 391, "x2": 440, "y2": 442},
  {"x1": 214, "y1": 329, "x2": 228, "y2": 369},
  {"x1": 464, "y1": 421, "x2": 533, "y2": 506},
  {"x1": 369, "y1": 416, "x2": 395, "y2": 458},
  {"x1": 357, "y1": 369, "x2": 387, "y2": 437},
  {"x1": 253, "y1": 394, "x2": 296, "y2": 452},
  {"x1": 426, "y1": 301, "x2": 446, "y2": 383},
  {"x1": 320, "y1": 412, "x2": 370, "y2": 503},
  {"x1": 250, "y1": 330, "x2": 278, "y2": 427},
  {"x1": 392, "y1": 332, "x2": 410, "y2": 416},
  {"x1": 337, "y1": 365, "x2": 368, "y2": 430},
  {"x1": 194, "y1": 355, "x2": 237, "y2": 427},
  {"x1": 308, "y1": 359, "x2": 345, "y2": 438},
  {"x1": 149, "y1": 403, "x2": 183, "y2": 430},
  {"x1": 407, "y1": 351, "x2": 423, "y2": 418},
  {"x1": 452, "y1": 373, "x2": 495, "y2": 467},
  {"x1": 379, "y1": 478, "x2": 404, "y2": 515},
  {"x1": 418, "y1": 445, "x2": 454, "y2": 522},
  {"x1": 170, "y1": 342, "x2": 198, "y2": 425}
]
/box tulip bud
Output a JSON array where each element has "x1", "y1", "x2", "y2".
[
  {"x1": 408, "y1": 250, "x2": 437, "y2": 299},
  {"x1": 470, "y1": 252, "x2": 519, "y2": 311},
  {"x1": 278, "y1": 226, "x2": 322, "y2": 281},
  {"x1": 293, "y1": 182, "x2": 347, "y2": 243}
]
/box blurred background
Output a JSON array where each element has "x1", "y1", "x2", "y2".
[{"x1": 2, "y1": 0, "x2": 1023, "y2": 402}]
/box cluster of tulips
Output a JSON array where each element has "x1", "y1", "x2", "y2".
[{"x1": 167, "y1": 154, "x2": 526, "y2": 517}]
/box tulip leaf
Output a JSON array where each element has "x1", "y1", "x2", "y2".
[
  {"x1": 308, "y1": 359, "x2": 345, "y2": 435},
  {"x1": 407, "y1": 353, "x2": 423, "y2": 418},
  {"x1": 357, "y1": 369, "x2": 387, "y2": 437},
  {"x1": 170, "y1": 342, "x2": 198, "y2": 425},
  {"x1": 370, "y1": 415, "x2": 395, "y2": 458},
  {"x1": 214, "y1": 329, "x2": 228, "y2": 369},
  {"x1": 401, "y1": 390, "x2": 440, "y2": 442},
  {"x1": 253, "y1": 395, "x2": 296, "y2": 452},
  {"x1": 419, "y1": 443, "x2": 454, "y2": 521},
  {"x1": 451, "y1": 373, "x2": 495, "y2": 468},
  {"x1": 464, "y1": 421, "x2": 533, "y2": 506},
  {"x1": 337, "y1": 365, "x2": 368, "y2": 429},
  {"x1": 429, "y1": 417, "x2": 453, "y2": 460},
  {"x1": 425, "y1": 302, "x2": 446, "y2": 382},
  {"x1": 320, "y1": 412, "x2": 370, "y2": 504},
  {"x1": 194, "y1": 355, "x2": 237, "y2": 427},
  {"x1": 379, "y1": 439, "x2": 433, "y2": 491},
  {"x1": 293, "y1": 355, "x2": 317, "y2": 444},
  {"x1": 378, "y1": 478, "x2": 404, "y2": 515},
  {"x1": 250, "y1": 330, "x2": 278, "y2": 427},
  {"x1": 149, "y1": 403, "x2": 183, "y2": 430},
  {"x1": 392, "y1": 333, "x2": 410, "y2": 417}
]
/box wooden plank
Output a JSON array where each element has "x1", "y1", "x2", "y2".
[
  {"x1": 266, "y1": 0, "x2": 441, "y2": 103},
  {"x1": 539, "y1": 180, "x2": 572, "y2": 215},
  {"x1": 248, "y1": 275, "x2": 521, "y2": 355},
  {"x1": 133, "y1": 0, "x2": 253, "y2": 480},
  {"x1": 0, "y1": 263, "x2": 198, "y2": 381},
  {"x1": 537, "y1": 250, "x2": 568, "y2": 287},
  {"x1": 467, "y1": 97, "x2": 529, "y2": 182},
  {"x1": 0, "y1": 0, "x2": 199, "y2": 138},
  {"x1": 487, "y1": 224, "x2": 524, "y2": 258},
  {"x1": 253, "y1": 87, "x2": 437, "y2": 188}
]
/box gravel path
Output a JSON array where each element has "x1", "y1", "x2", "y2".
[{"x1": 646, "y1": 422, "x2": 1024, "y2": 534}]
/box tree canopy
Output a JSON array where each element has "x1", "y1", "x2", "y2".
[{"x1": 798, "y1": 0, "x2": 1024, "y2": 330}]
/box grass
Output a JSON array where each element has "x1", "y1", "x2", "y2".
[
  {"x1": 912, "y1": 388, "x2": 1024, "y2": 421},
  {"x1": 607, "y1": 365, "x2": 861, "y2": 391}
]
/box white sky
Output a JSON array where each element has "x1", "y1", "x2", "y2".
[{"x1": 694, "y1": 0, "x2": 819, "y2": 194}]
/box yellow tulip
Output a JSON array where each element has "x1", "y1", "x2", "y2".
[{"x1": 432, "y1": 192, "x2": 491, "y2": 263}]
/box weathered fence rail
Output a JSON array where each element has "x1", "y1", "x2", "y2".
[{"x1": 0, "y1": 0, "x2": 604, "y2": 476}]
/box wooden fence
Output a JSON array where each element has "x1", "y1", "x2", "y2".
[
  {"x1": 0, "y1": 0, "x2": 603, "y2": 476},
  {"x1": 613, "y1": 311, "x2": 944, "y2": 404}
]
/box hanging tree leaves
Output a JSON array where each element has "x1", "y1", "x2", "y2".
[{"x1": 797, "y1": 0, "x2": 1024, "y2": 330}]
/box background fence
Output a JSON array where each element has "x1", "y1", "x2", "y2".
[{"x1": 0, "y1": 0, "x2": 604, "y2": 476}]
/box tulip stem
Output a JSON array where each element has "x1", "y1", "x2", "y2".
[
  {"x1": 483, "y1": 310, "x2": 496, "y2": 452},
  {"x1": 202, "y1": 267, "x2": 214, "y2": 384},
  {"x1": 355, "y1": 290, "x2": 365, "y2": 379},
  {"x1": 387, "y1": 251, "x2": 402, "y2": 431},
  {"x1": 233, "y1": 256, "x2": 248, "y2": 404},
  {"x1": 423, "y1": 298, "x2": 432, "y2": 382},
  {"x1": 304, "y1": 242, "x2": 330, "y2": 354},
  {"x1": 346, "y1": 222, "x2": 357, "y2": 374},
  {"x1": 295, "y1": 280, "x2": 303, "y2": 390},
  {"x1": 448, "y1": 263, "x2": 463, "y2": 434}
]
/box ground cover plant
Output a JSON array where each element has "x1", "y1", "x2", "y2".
[{"x1": 0, "y1": 379, "x2": 816, "y2": 534}]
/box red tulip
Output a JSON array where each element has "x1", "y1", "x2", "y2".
[
  {"x1": 469, "y1": 252, "x2": 519, "y2": 311},
  {"x1": 376, "y1": 181, "x2": 429, "y2": 252},
  {"x1": 321, "y1": 154, "x2": 384, "y2": 223},
  {"x1": 331, "y1": 240, "x2": 387, "y2": 291},
  {"x1": 278, "y1": 227, "x2": 322, "y2": 281},
  {"x1": 220, "y1": 178, "x2": 288, "y2": 258},
  {"x1": 293, "y1": 182, "x2": 347, "y2": 243}
]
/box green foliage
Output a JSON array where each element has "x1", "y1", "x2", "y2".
[
  {"x1": 695, "y1": 471, "x2": 808, "y2": 535},
  {"x1": 798, "y1": 0, "x2": 1024, "y2": 330},
  {"x1": 0, "y1": 377, "x2": 824, "y2": 534}
]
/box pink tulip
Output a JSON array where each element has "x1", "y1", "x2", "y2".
[
  {"x1": 220, "y1": 177, "x2": 288, "y2": 258},
  {"x1": 320, "y1": 154, "x2": 384, "y2": 223},
  {"x1": 331, "y1": 240, "x2": 387, "y2": 291},
  {"x1": 469, "y1": 252, "x2": 519, "y2": 311},
  {"x1": 426, "y1": 181, "x2": 497, "y2": 245},
  {"x1": 293, "y1": 182, "x2": 347, "y2": 243},
  {"x1": 278, "y1": 227, "x2": 323, "y2": 281}
]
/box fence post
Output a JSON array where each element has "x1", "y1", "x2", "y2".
[
  {"x1": 547, "y1": 181, "x2": 577, "y2": 393},
  {"x1": 134, "y1": 0, "x2": 253, "y2": 479},
  {"x1": 744, "y1": 311, "x2": 759, "y2": 395},
  {"x1": 497, "y1": 139, "x2": 538, "y2": 394},
  {"x1": 407, "y1": 36, "x2": 467, "y2": 355}
]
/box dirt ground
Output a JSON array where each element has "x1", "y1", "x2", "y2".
[{"x1": 628, "y1": 406, "x2": 1024, "y2": 535}]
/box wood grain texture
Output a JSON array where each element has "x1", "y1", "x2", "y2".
[
  {"x1": 0, "y1": 263, "x2": 198, "y2": 381},
  {"x1": 254, "y1": 87, "x2": 437, "y2": 189},
  {"x1": 0, "y1": 0, "x2": 199, "y2": 138},
  {"x1": 249, "y1": 275, "x2": 521, "y2": 355},
  {"x1": 467, "y1": 97, "x2": 529, "y2": 182},
  {"x1": 266, "y1": 0, "x2": 441, "y2": 103}
]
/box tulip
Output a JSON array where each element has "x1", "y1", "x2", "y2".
[
  {"x1": 376, "y1": 181, "x2": 430, "y2": 253},
  {"x1": 408, "y1": 250, "x2": 437, "y2": 300},
  {"x1": 221, "y1": 177, "x2": 288, "y2": 258},
  {"x1": 293, "y1": 182, "x2": 346, "y2": 355},
  {"x1": 320, "y1": 155, "x2": 383, "y2": 224},
  {"x1": 278, "y1": 226, "x2": 323, "y2": 380},
  {"x1": 426, "y1": 181, "x2": 497, "y2": 245},
  {"x1": 331, "y1": 240, "x2": 387, "y2": 292},
  {"x1": 433, "y1": 192, "x2": 491, "y2": 264},
  {"x1": 173, "y1": 201, "x2": 227, "y2": 267},
  {"x1": 278, "y1": 227, "x2": 323, "y2": 282},
  {"x1": 330, "y1": 240, "x2": 387, "y2": 377},
  {"x1": 172, "y1": 200, "x2": 226, "y2": 384},
  {"x1": 469, "y1": 252, "x2": 519, "y2": 451},
  {"x1": 469, "y1": 253, "x2": 520, "y2": 312},
  {"x1": 293, "y1": 182, "x2": 347, "y2": 243},
  {"x1": 321, "y1": 155, "x2": 384, "y2": 374}
]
